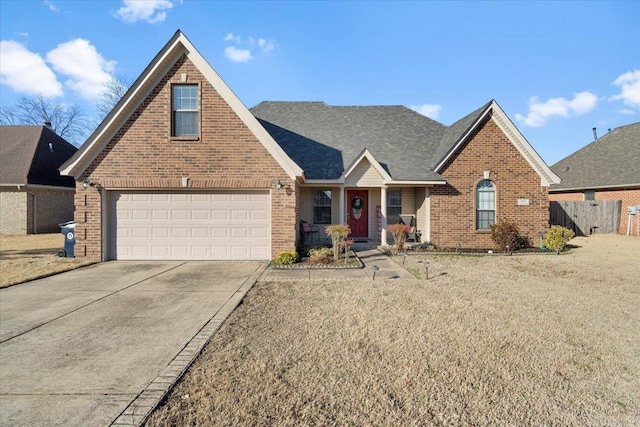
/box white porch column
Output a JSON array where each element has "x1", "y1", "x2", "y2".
[
  {"x1": 338, "y1": 186, "x2": 345, "y2": 224},
  {"x1": 380, "y1": 186, "x2": 388, "y2": 246}
]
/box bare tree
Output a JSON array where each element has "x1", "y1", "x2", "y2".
[
  {"x1": 0, "y1": 95, "x2": 89, "y2": 146},
  {"x1": 96, "y1": 75, "x2": 131, "y2": 120}
]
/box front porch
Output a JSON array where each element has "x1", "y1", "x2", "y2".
[{"x1": 298, "y1": 185, "x2": 433, "y2": 248}]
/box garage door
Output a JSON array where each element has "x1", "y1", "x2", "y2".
[{"x1": 109, "y1": 191, "x2": 270, "y2": 260}]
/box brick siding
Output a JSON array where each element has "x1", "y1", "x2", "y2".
[
  {"x1": 550, "y1": 188, "x2": 640, "y2": 235},
  {"x1": 1, "y1": 188, "x2": 74, "y2": 234},
  {"x1": 430, "y1": 114, "x2": 550, "y2": 249},
  {"x1": 75, "y1": 55, "x2": 297, "y2": 261}
]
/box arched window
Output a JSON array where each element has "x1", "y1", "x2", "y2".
[{"x1": 476, "y1": 180, "x2": 495, "y2": 230}]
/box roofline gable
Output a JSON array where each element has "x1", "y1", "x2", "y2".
[
  {"x1": 435, "y1": 100, "x2": 561, "y2": 187},
  {"x1": 60, "y1": 31, "x2": 303, "y2": 180},
  {"x1": 340, "y1": 148, "x2": 392, "y2": 183}
]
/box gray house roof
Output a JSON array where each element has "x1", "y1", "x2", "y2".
[
  {"x1": 550, "y1": 122, "x2": 640, "y2": 191},
  {"x1": 250, "y1": 101, "x2": 491, "y2": 181},
  {"x1": 0, "y1": 125, "x2": 77, "y2": 187}
]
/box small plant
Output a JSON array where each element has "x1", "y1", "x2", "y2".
[
  {"x1": 544, "y1": 225, "x2": 575, "y2": 254},
  {"x1": 308, "y1": 246, "x2": 332, "y2": 264},
  {"x1": 325, "y1": 224, "x2": 351, "y2": 260},
  {"x1": 341, "y1": 239, "x2": 354, "y2": 263},
  {"x1": 274, "y1": 251, "x2": 299, "y2": 265},
  {"x1": 388, "y1": 224, "x2": 411, "y2": 253},
  {"x1": 490, "y1": 218, "x2": 525, "y2": 252}
]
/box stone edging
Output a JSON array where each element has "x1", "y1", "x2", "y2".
[
  {"x1": 110, "y1": 264, "x2": 266, "y2": 426},
  {"x1": 268, "y1": 252, "x2": 364, "y2": 270}
]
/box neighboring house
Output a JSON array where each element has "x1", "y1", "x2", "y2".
[
  {"x1": 0, "y1": 125, "x2": 77, "y2": 234},
  {"x1": 60, "y1": 31, "x2": 560, "y2": 261},
  {"x1": 549, "y1": 122, "x2": 640, "y2": 235}
]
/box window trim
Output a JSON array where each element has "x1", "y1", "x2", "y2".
[
  {"x1": 312, "y1": 189, "x2": 332, "y2": 225},
  {"x1": 476, "y1": 179, "x2": 496, "y2": 231},
  {"x1": 171, "y1": 83, "x2": 201, "y2": 140},
  {"x1": 387, "y1": 189, "x2": 402, "y2": 225}
]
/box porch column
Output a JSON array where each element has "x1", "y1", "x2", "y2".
[
  {"x1": 380, "y1": 186, "x2": 388, "y2": 246},
  {"x1": 338, "y1": 186, "x2": 345, "y2": 224}
]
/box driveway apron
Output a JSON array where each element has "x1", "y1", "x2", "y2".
[{"x1": 0, "y1": 261, "x2": 263, "y2": 426}]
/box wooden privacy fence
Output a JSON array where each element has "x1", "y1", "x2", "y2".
[{"x1": 550, "y1": 200, "x2": 621, "y2": 236}]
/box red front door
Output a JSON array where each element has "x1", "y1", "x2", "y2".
[{"x1": 347, "y1": 190, "x2": 368, "y2": 238}]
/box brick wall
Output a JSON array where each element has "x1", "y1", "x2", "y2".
[
  {"x1": 430, "y1": 115, "x2": 550, "y2": 249},
  {"x1": 1, "y1": 188, "x2": 74, "y2": 234},
  {"x1": 75, "y1": 54, "x2": 297, "y2": 261},
  {"x1": 0, "y1": 190, "x2": 27, "y2": 234},
  {"x1": 550, "y1": 188, "x2": 640, "y2": 234}
]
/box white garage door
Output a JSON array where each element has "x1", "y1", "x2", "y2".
[{"x1": 109, "y1": 191, "x2": 270, "y2": 260}]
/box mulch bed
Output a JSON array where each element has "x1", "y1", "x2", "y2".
[{"x1": 269, "y1": 251, "x2": 363, "y2": 269}]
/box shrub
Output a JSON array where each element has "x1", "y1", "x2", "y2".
[
  {"x1": 308, "y1": 246, "x2": 332, "y2": 264},
  {"x1": 325, "y1": 224, "x2": 351, "y2": 260},
  {"x1": 388, "y1": 224, "x2": 411, "y2": 253},
  {"x1": 274, "y1": 251, "x2": 299, "y2": 265},
  {"x1": 490, "y1": 218, "x2": 526, "y2": 252},
  {"x1": 544, "y1": 225, "x2": 575, "y2": 254}
]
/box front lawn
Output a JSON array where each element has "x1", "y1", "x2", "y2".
[{"x1": 146, "y1": 235, "x2": 639, "y2": 426}]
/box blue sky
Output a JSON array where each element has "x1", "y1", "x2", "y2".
[{"x1": 1, "y1": 1, "x2": 638, "y2": 164}]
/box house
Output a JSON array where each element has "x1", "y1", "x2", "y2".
[
  {"x1": 0, "y1": 125, "x2": 77, "y2": 234},
  {"x1": 60, "y1": 31, "x2": 560, "y2": 261},
  {"x1": 549, "y1": 122, "x2": 640, "y2": 235}
]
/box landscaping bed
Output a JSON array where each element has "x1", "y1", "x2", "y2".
[{"x1": 269, "y1": 250, "x2": 363, "y2": 269}]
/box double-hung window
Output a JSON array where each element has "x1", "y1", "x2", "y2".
[
  {"x1": 172, "y1": 85, "x2": 198, "y2": 137},
  {"x1": 387, "y1": 189, "x2": 402, "y2": 225},
  {"x1": 476, "y1": 180, "x2": 495, "y2": 230},
  {"x1": 313, "y1": 190, "x2": 332, "y2": 224}
]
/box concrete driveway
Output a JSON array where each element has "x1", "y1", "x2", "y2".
[{"x1": 0, "y1": 261, "x2": 265, "y2": 426}]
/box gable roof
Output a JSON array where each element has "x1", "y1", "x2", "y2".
[
  {"x1": 60, "y1": 30, "x2": 303, "y2": 180},
  {"x1": 251, "y1": 100, "x2": 560, "y2": 186},
  {"x1": 550, "y1": 122, "x2": 640, "y2": 191},
  {"x1": 0, "y1": 125, "x2": 76, "y2": 187}
]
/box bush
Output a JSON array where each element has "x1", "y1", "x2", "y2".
[
  {"x1": 388, "y1": 223, "x2": 411, "y2": 252},
  {"x1": 544, "y1": 225, "x2": 575, "y2": 254},
  {"x1": 274, "y1": 251, "x2": 299, "y2": 265},
  {"x1": 308, "y1": 246, "x2": 332, "y2": 264},
  {"x1": 325, "y1": 224, "x2": 351, "y2": 260},
  {"x1": 490, "y1": 218, "x2": 526, "y2": 252}
]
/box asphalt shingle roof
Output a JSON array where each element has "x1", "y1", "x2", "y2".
[
  {"x1": 0, "y1": 126, "x2": 77, "y2": 187},
  {"x1": 250, "y1": 101, "x2": 491, "y2": 181},
  {"x1": 550, "y1": 122, "x2": 640, "y2": 191}
]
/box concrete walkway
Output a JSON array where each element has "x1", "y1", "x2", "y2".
[
  {"x1": 260, "y1": 249, "x2": 417, "y2": 282},
  {"x1": 0, "y1": 261, "x2": 264, "y2": 427}
]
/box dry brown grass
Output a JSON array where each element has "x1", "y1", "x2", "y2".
[
  {"x1": 147, "y1": 235, "x2": 640, "y2": 426},
  {"x1": 0, "y1": 234, "x2": 93, "y2": 288}
]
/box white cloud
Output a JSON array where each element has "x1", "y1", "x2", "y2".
[
  {"x1": 46, "y1": 39, "x2": 115, "y2": 101},
  {"x1": 0, "y1": 40, "x2": 63, "y2": 97},
  {"x1": 258, "y1": 38, "x2": 274, "y2": 53},
  {"x1": 515, "y1": 92, "x2": 598, "y2": 127},
  {"x1": 17, "y1": 32, "x2": 29, "y2": 38},
  {"x1": 116, "y1": 0, "x2": 179, "y2": 23},
  {"x1": 409, "y1": 103, "x2": 442, "y2": 120},
  {"x1": 222, "y1": 33, "x2": 274, "y2": 63},
  {"x1": 224, "y1": 33, "x2": 240, "y2": 43},
  {"x1": 610, "y1": 69, "x2": 640, "y2": 110},
  {"x1": 618, "y1": 108, "x2": 636, "y2": 115},
  {"x1": 224, "y1": 46, "x2": 253, "y2": 63},
  {"x1": 44, "y1": 1, "x2": 60, "y2": 12}
]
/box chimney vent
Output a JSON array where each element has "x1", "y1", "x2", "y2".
[
  {"x1": 592, "y1": 127, "x2": 598, "y2": 140},
  {"x1": 44, "y1": 121, "x2": 52, "y2": 129}
]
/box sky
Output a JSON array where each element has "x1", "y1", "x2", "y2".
[{"x1": 0, "y1": 0, "x2": 638, "y2": 165}]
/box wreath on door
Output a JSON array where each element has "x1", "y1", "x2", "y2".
[
  {"x1": 352, "y1": 196, "x2": 363, "y2": 219},
  {"x1": 352, "y1": 196, "x2": 363, "y2": 210}
]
